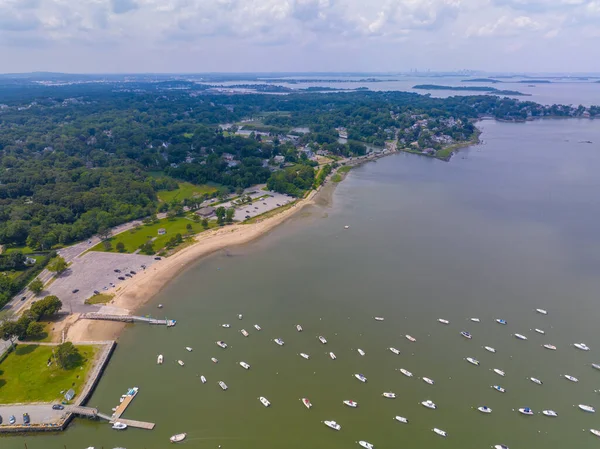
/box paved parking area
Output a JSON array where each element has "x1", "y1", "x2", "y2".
[
  {"x1": 43, "y1": 252, "x2": 156, "y2": 314},
  {"x1": 0, "y1": 403, "x2": 65, "y2": 425},
  {"x1": 219, "y1": 192, "x2": 294, "y2": 221}
]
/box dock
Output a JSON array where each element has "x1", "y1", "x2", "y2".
[
  {"x1": 66, "y1": 394, "x2": 155, "y2": 430},
  {"x1": 114, "y1": 418, "x2": 155, "y2": 430},
  {"x1": 79, "y1": 313, "x2": 176, "y2": 326}
]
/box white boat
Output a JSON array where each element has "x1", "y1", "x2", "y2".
[
  {"x1": 543, "y1": 344, "x2": 557, "y2": 350},
  {"x1": 574, "y1": 343, "x2": 590, "y2": 351},
  {"x1": 421, "y1": 400, "x2": 437, "y2": 409},
  {"x1": 221, "y1": 324, "x2": 230, "y2": 328},
  {"x1": 357, "y1": 349, "x2": 366, "y2": 356},
  {"x1": 433, "y1": 428, "x2": 447, "y2": 437},
  {"x1": 302, "y1": 398, "x2": 312, "y2": 409},
  {"x1": 354, "y1": 373, "x2": 367, "y2": 382},
  {"x1": 296, "y1": 324, "x2": 303, "y2": 332},
  {"x1": 536, "y1": 308, "x2": 548, "y2": 315},
  {"x1": 177, "y1": 360, "x2": 184, "y2": 366},
  {"x1": 374, "y1": 317, "x2": 384, "y2": 321},
  {"x1": 112, "y1": 422, "x2": 127, "y2": 430},
  {"x1": 389, "y1": 347, "x2": 400, "y2": 355},
  {"x1": 324, "y1": 420, "x2": 341, "y2": 430},
  {"x1": 216, "y1": 341, "x2": 228, "y2": 349},
  {"x1": 329, "y1": 352, "x2": 336, "y2": 360},
  {"x1": 400, "y1": 368, "x2": 413, "y2": 377},
  {"x1": 496, "y1": 319, "x2": 507, "y2": 325},
  {"x1": 461, "y1": 331, "x2": 472, "y2": 339},
  {"x1": 514, "y1": 333, "x2": 527, "y2": 340},
  {"x1": 492, "y1": 385, "x2": 506, "y2": 393},
  {"x1": 300, "y1": 353, "x2": 310, "y2": 360},
  {"x1": 484, "y1": 346, "x2": 496, "y2": 353},
  {"x1": 534, "y1": 328, "x2": 545, "y2": 334},
  {"x1": 274, "y1": 338, "x2": 284, "y2": 346},
  {"x1": 466, "y1": 357, "x2": 480, "y2": 366},
  {"x1": 157, "y1": 354, "x2": 163, "y2": 364},
  {"x1": 542, "y1": 410, "x2": 558, "y2": 417},
  {"x1": 592, "y1": 363, "x2": 600, "y2": 370},
  {"x1": 405, "y1": 335, "x2": 416, "y2": 342},
  {"x1": 493, "y1": 368, "x2": 505, "y2": 377},
  {"x1": 200, "y1": 375, "x2": 206, "y2": 383},
  {"x1": 185, "y1": 347, "x2": 193, "y2": 352},
  {"x1": 240, "y1": 329, "x2": 249, "y2": 337},
  {"x1": 254, "y1": 324, "x2": 261, "y2": 331},
  {"x1": 170, "y1": 433, "x2": 187, "y2": 443},
  {"x1": 382, "y1": 392, "x2": 396, "y2": 398},
  {"x1": 422, "y1": 377, "x2": 434, "y2": 385},
  {"x1": 564, "y1": 374, "x2": 578, "y2": 382},
  {"x1": 218, "y1": 381, "x2": 228, "y2": 390},
  {"x1": 438, "y1": 318, "x2": 450, "y2": 324},
  {"x1": 494, "y1": 445, "x2": 509, "y2": 449},
  {"x1": 478, "y1": 406, "x2": 492, "y2": 414},
  {"x1": 238, "y1": 314, "x2": 243, "y2": 320},
  {"x1": 530, "y1": 377, "x2": 543, "y2": 385},
  {"x1": 518, "y1": 407, "x2": 534, "y2": 415},
  {"x1": 211, "y1": 357, "x2": 218, "y2": 363},
  {"x1": 259, "y1": 396, "x2": 270, "y2": 407},
  {"x1": 239, "y1": 361, "x2": 250, "y2": 370},
  {"x1": 395, "y1": 416, "x2": 408, "y2": 423},
  {"x1": 318, "y1": 336, "x2": 327, "y2": 344},
  {"x1": 591, "y1": 429, "x2": 600, "y2": 437},
  {"x1": 343, "y1": 400, "x2": 358, "y2": 407},
  {"x1": 358, "y1": 441, "x2": 374, "y2": 449},
  {"x1": 470, "y1": 318, "x2": 480, "y2": 322},
  {"x1": 579, "y1": 404, "x2": 595, "y2": 413}
]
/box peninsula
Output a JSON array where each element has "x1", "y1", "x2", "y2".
[{"x1": 413, "y1": 84, "x2": 530, "y2": 96}]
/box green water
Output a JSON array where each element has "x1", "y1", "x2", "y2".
[{"x1": 6, "y1": 118, "x2": 600, "y2": 449}]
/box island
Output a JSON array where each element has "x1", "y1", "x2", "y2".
[
  {"x1": 413, "y1": 84, "x2": 530, "y2": 96},
  {"x1": 461, "y1": 78, "x2": 503, "y2": 83}
]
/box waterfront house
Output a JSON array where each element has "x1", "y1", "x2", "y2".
[
  {"x1": 158, "y1": 228, "x2": 166, "y2": 236},
  {"x1": 195, "y1": 207, "x2": 216, "y2": 218}
]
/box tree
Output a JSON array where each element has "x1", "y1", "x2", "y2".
[
  {"x1": 186, "y1": 223, "x2": 192, "y2": 232},
  {"x1": 116, "y1": 242, "x2": 125, "y2": 252},
  {"x1": 26, "y1": 321, "x2": 45, "y2": 340},
  {"x1": 47, "y1": 256, "x2": 68, "y2": 274},
  {"x1": 102, "y1": 240, "x2": 113, "y2": 251},
  {"x1": 29, "y1": 278, "x2": 44, "y2": 295},
  {"x1": 201, "y1": 218, "x2": 209, "y2": 229},
  {"x1": 97, "y1": 227, "x2": 112, "y2": 241},
  {"x1": 6, "y1": 251, "x2": 25, "y2": 268},
  {"x1": 31, "y1": 295, "x2": 62, "y2": 319},
  {"x1": 226, "y1": 208, "x2": 235, "y2": 223},
  {"x1": 0, "y1": 321, "x2": 20, "y2": 348},
  {"x1": 192, "y1": 214, "x2": 200, "y2": 223},
  {"x1": 55, "y1": 342, "x2": 82, "y2": 369},
  {"x1": 216, "y1": 206, "x2": 226, "y2": 225},
  {"x1": 139, "y1": 240, "x2": 155, "y2": 255}
]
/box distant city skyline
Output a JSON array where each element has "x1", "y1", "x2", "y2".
[{"x1": 0, "y1": 0, "x2": 598, "y2": 73}]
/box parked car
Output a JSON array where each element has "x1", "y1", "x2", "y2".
[
  {"x1": 23, "y1": 413, "x2": 30, "y2": 424},
  {"x1": 245, "y1": 215, "x2": 251, "y2": 219},
  {"x1": 52, "y1": 404, "x2": 64, "y2": 410},
  {"x1": 114, "y1": 269, "x2": 121, "y2": 273},
  {"x1": 109, "y1": 283, "x2": 115, "y2": 287},
  {"x1": 93, "y1": 290, "x2": 99, "y2": 295},
  {"x1": 118, "y1": 276, "x2": 125, "y2": 281},
  {"x1": 9, "y1": 415, "x2": 15, "y2": 424},
  {"x1": 130, "y1": 270, "x2": 136, "y2": 275},
  {"x1": 72, "y1": 289, "x2": 79, "y2": 294},
  {"x1": 154, "y1": 257, "x2": 162, "y2": 260},
  {"x1": 0, "y1": 414, "x2": 3, "y2": 424},
  {"x1": 20, "y1": 296, "x2": 26, "y2": 301}
]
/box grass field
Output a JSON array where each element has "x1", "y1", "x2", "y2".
[
  {"x1": 157, "y1": 182, "x2": 218, "y2": 203},
  {"x1": 0, "y1": 344, "x2": 97, "y2": 403},
  {"x1": 331, "y1": 174, "x2": 342, "y2": 183},
  {"x1": 3, "y1": 245, "x2": 35, "y2": 255},
  {"x1": 85, "y1": 293, "x2": 114, "y2": 305}
]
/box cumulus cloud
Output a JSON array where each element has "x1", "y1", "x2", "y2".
[
  {"x1": 467, "y1": 15, "x2": 544, "y2": 37},
  {"x1": 111, "y1": 0, "x2": 138, "y2": 14}
]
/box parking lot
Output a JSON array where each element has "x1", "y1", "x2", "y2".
[
  {"x1": 0, "y1": 403, "x2": 65, "y2": 426},
  {"x1": 43, "y1": 252, "x2": 156, "y2": 314},
  {"x1": 218, "y1": 192, "x2": 294, "y2": 221}
]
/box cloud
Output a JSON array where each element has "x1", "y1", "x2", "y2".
[
  {"x1": 111, "y1": 0, "x2": 138, "y2": 14},
  {"x1": 468, "y1": 15, "x2": 544, "y2": 37}
]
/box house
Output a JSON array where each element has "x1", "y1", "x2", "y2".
[
  {"x1": 273, "y1": 155, "x2": 285, "y2": 164},
  {"x1": 222, "y1": 153, "x2": 235, "y2": 161},
  {"x1": 195, "y1": 207, "x2": 215, "y2": 218},
  {"x1": 158, "y1": 228, "x2": 166, "y2": 236},
  {"x1": 24, "y1": 256, "x2": 36, "y2": 266}
]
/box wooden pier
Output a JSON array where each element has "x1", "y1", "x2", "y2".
[
  {"x1": 79, "y1": 313, "x2": 176, "y2": 326},
  {"x1": 114, "y1": 418, "x2": 155, "y2": 430}
]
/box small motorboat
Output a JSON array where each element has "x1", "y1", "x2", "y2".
[
  {"x1": 574, "y1": 343, "x2": 590, "y2": 351},
  {"x1": 461, "y1": 331, "x2": 472, "y2": 339},
  {"x1": 222, "y1": 324, "x2": 230, "y2": 328},
  {"x1": 329, "y1": 352, "x2": 336, "y2": 360},
  {"x1": 536, "y1": 308, "x2": 548, "y2": 315},
  {"x1": 200, "y1": 375, "x2": 206, "y2": 383},
  {"x1": 254, "y1": 324, "x2": 261, "y2": 331},
  {"x1": 400, "y1": 368, "x2": 413, "y2": 377},
  {"x1": 543, "y1": 344, "x2": 557, "y2": 350},
  {"x1": 382, "y1": 392, "x2": 396, "y2": 399},
  {"x1": 112, "y1": 422, "x2": 127, "y2": 430},
  {"x1": 240, "y1": 329, "x2": 249, "y2": 337},
  {"x1": 438, "y1": 318, "x2": 450, "y2": 324},
  {"x1": 484, "y1": 346, "x2": 496, "y2": 353},
  {"x1": 494, "y1": 445, "x2": 509, "y2": 449},
  {"x1": 470, "y1": 318, "x2": 480, "y2": 322},
  {"x1": 170, "y1": 433, "x2": 187, "y2": 443},
  {"x1": 296, "y1": 324, "x2": 303, "y2": 332},
  {"x1": 592, "y1": 363, "x2": 600, "y2": 370},
  {"x1": 324, "y1": 420, "x2": 341, "y2": 430},
  {"x1": 216, "y1": 341, "x2": 228, "y2": 349},
  {"x1": 185, "y1": 347, "x2": 193, "y2": 352},
  {"x1": 422, "y1": 377, "x2": 434, "y2": 385},
  {"x1": 354, "y1": 373, "x2": 367, "y2": 382},
  {"x1": 478, "y1": 406, "x2": 492, "y2": 414},
  {"x1": 514, "y1": 333, "x2": 527, "y2": 340},
  {"x1": 534, "y1": 328, "x2": 545, "y2": 334},
  {"x1": 542, "y1": 410, "x2": 557, "y2": 417},
  {"x1": 421, "y1": 400, "x2": 437, "y2": 409},
  {"x1": 238, "y1": 314, "x2": 243, "y2": 320},
  {"x1": 374, "y1": 317, "x2": 384, "y2": 321},
  {"x1": 530, "y1": 377, "x2": 543, "y2": 385},
  {"x1": 274, "y1": 338, "x2": 284, "y2": 346},
  {"x1": 259, "y1": 396, "x2": 270, "y2": 407},
  {"x1": 343, "y1": 400, "x2": 358, "y2": 408},
  {"x1": 218, "y1": 381, "x2": 228, "y2": 390},
  {"x1": 318, "y1": 336, "x2": 327, "y2": 344},
  {"x1": 357, "y1": 349, "x2": 365, "y2": 356},
  {"x1": 492, "y1": 385, "x2": 506, "y2": 393},
  {"x1": 591, "y1": 429, "x2": 600, "y2": 437},
  {"x1": 177, "y1": 360, "x2": 184, "y2": 366},
  {"x1": 579, "y1": 404, "x2": 595, "y2": 413},
  {"x1": 300, "y1": 353, "x2": 310, "y2": 360},
  {"x1": 564, "y1": 374, "x2": 578, "y2": 382},
  {"x1": 239, "y1": 361, "x2": 250, "y2": 370},
  {"x1": 518, "y1": 407, "x2": 534, "y2": 415},
  {"x1": 466, "y1": 357, "x2": 480, "y2": 366},
  {"x1": 302, "y1": 398, "x2": 312, "y2": 409},
  {"x1": 358, "y1": 441, "x2": 374, "y2": 449},
  {"x1": 157, "y1": 304, "x2": 163, "y2": 308},
  {"x1": 493, "y1": 368, "x2": 505, "y2": 377},
  {"x1": 496, "y1": 319, "x2": 507, "y2": 325},
  {"x1": 405, "y1": 335, "x2": 416, "y2": 342},
  {"x1": 395, "y1": 416, "x2": 408, "y2": 423},
  {"x1": 433, "y1": 428, "x2": 447, "y2": 437},
  {"x1": 211, "y1": 357, "x2": 218, "y2": 363},
  {"x1": 157, "y1": 354, "x2": 163, "y2": 364},
  {"x1": 389, "y1": 347, "x2": 400, "y2": 355}
]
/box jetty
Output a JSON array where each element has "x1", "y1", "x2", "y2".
[{"x1": 79, "y1": 313, "x2": 176, "y2": 326}]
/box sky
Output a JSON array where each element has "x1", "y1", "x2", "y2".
[{"x1": 0, "y1": 0, "x2": 599, "y2": 74}]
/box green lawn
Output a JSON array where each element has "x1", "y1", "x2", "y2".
[
  {"x1": 0, "y1": 344, "x2": 97, "y2": 403},
  {"x1": 85, "y1": 293, "x2": 114, "y2": 305},
  {"x1": 157, "y1": 182, "x2": 218, "y2": 203},
  {"x1": 338, "y1": 165, "x2": 353, "y2": 174},
  {"x1": 3, "y1": 245, "x2": 35, "y2": 255},
  {"x1": 331, "y1": 174, "x2": 342, "y2": 183}
]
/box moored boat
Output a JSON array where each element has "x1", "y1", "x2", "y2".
[
  {"x1": 421, "y1": 400, "x2": 437, "y2": 409},
  {"x1": 200, "y1": 375, "x2": 206, "y2": 383},
  {"x1": 357, "y1": 348, "x2": 365, "y2": 356},
  {"x1": 112, "y1": 422, "x2": 127, "y2": 430},
  {"x1": 466, "y1": 357, "x2": 480, "y2": 366},
  {"x1": 157, "y1": 354, "x2": 163, "y2": 364},
  {"x1": 536, "y1": 308, "x2": 548, "y2": 315},
  {"x1": 422, "y1": 377, "x2": 434, "y2": 385},
  {"x1": 259, "y1": 396, "x2": 270, "y2": 407},
  {"x1": 564, "y1": 374, "x2": 578, "y2": 382},
  {"x1": 592, "y1": 363, "x2": 600, "y2": 370},
  {"x1": 221, "y1": 324, "x2": 230, "y2": 328},
  {"x1": 494, "y1": 445, "x2": 509, "y2": 449},
  {"x1": 254, "y1": 324, "x2": 261, "y2": 331},
  {"x1": 218, "y1": 381, "x2": 228, "y2": 390},
  {"x1": 543, "y1": 344, "x2": 557, "y2": 350},
  {"x1": 405, "y1": 335, "x2": 416, "y2": 342},
  {"x1": 389, "y1": 347, "x2": 400, "y2": 355},
  {"x1": 211, "y1": 357, "x2": 218, "y2": 363},
  {"x1": 574, "y1": 342, "x2": 590, "y2": 351},
  {"x1": 461, "y1": 331, "x2": 472, "y2": 339},
  {"x1": 514, "y1": 333, "x2": 527, "y2": 340},
  {"x1": 318, "y1": 336, "x2": 327, "y2": 344},
  {"x1": 239, "y1": 361, "x2": 250, "y2": 370},
  {"x1": 216, "y1": 340, "x2": 228, "y2": 349},
  {"x1": 324, "y1": 420, "x2": 341, "y2": 430},
  {"x1": 492, "y1": 385, "x2": 506, "y2": 393},
  {"x1": 518, "y1": 407, "x2": 534, "y2": 415},
  {"x1": 400, "y1": 368, "x2": 413, "y2": 377},
  {"x1": 470, "y1": 318, "x2": 480, "y2": 322},
  {"x1": 185, "y1": 347, "x2": 192, "y2": 352},
  {"x1": 240, "y1": 329, "x2": 249, "y2": 337},
  {"x1": 296, "y1": 324, "x2": 303, "y2": 332},
  {"x1": 274, "y1": 338, "x2": 284, "y2": 346},
  {"x1": 433, "y1": 428, "x2": 447, "y2": 437},
  {"x1": 493, "y1": 368, "x2": 505, "y2": 377},
  {"x1": 591, "y1": 429, "x2": 600, "y2": 437},
  {"x1": 358, "y1": 441, "x2": 374, "y2": 449},
  {"x1": 542, "y1": 410, "x2": 557, "y2": 417},
  {"x1": 395, "y1": 416, "x2": 408, "y2": 423},
  {"x1": 484, "y1": 346, "x2": 496, "y2": 353},
  {"x1": 177, "y1": 360, "x2": 184, "y2": 366},
  {"x1": 170, "y1": 433, "x2": 187, "y2": 443},
  {"x1": 374, "y1": 317, "x2": 384, "y2": 321},
  {"x1": 579, "y1": 404, "x2": 595, "y2": 413},
  {"x1": 477, "y1": 406, "x2": 492, "y2": 414},
  {"x1": 530, "y1": 377, "x2": 543, "y2": 385},
  {"x1": 534, "y1": 328, "x2": 545, "y2": 334},
  {"x1": 438, "y1": 318, "x2": 449, "y2": 324},
  {"x1": 238, "y1": 314, "x2": 243, "y2": 320},
  {"x1": 382, "y1": 392, "x2": 396, "y2": 398},
  {"x1": 496, "y1": 319, "x2": 507, "y2": 325},
  {"x1": 329, "y1": 352, "x2": 336, "y2": 360},
  {"x1": 302, "y1": 398, "x2": 312, "y2": 409},
  {"x1": 354, "y1": 373, "x2": 367, "y2": 383},
  {"x1": 343, "y1": 400, "x2": 358, "y2": 407},
  {"x1": 300, "y1": 353, "x2": 310, "y2": 360}
]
